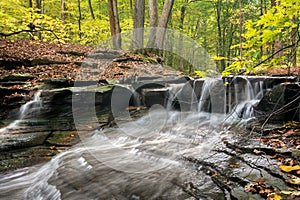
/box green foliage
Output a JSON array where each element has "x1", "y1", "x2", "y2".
[
  {"x1": 0, "y1": 0, "x2": 298, "y2": 75},
  {"x1": 194, "y1": 70, "x2": 206, "y2": 78},
  {"x1": 225, "y1": 0, "x2": 300, "y2": 75}
]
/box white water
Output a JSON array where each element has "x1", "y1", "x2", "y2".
[
  {"x1": 0, "y1": 78, "x2": 267, "y2": 199},
  {"x1": 224, "y1": 78, "x2": 264, "y2": 124},
  {"x1": 0, "y1": 91, "x2": 42, "y2": 133}
]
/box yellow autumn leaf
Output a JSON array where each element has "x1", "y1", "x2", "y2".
[
  {"x1": 281, "y1": 190, "x2": 300, "y2": 196},
  {"x1": 289, "y1": 177, "x2": 300, "y2": 185},
  {"x1": 279, "y1": 165, "x2": 300, "y2": 172},
  {"x1": 50, "y1": 145, "x2": 56, "y2": 150},
  {"x1": 281, "y1": 190, "x2": 292, "y2": 195},
  {"x1": 271, "y1": 194, "x2": 282, "y2": 200}
]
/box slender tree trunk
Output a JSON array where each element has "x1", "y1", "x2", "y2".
[
  {"x1": 132, "y1": 0, "x2": 145, "y2": 50},
  {"x1": 147, "y1": 0, "x2": 158, "y2": 48},
  {"x1": 78, "y1": 0, "x2": 82, "y2": 39},
  {"x1": 29, "y1": 0, "x2": 33, "y2": 40},
  {"x1": 178, "y1": 1, "x2": 187, "y2": 71},
  {"x1": 155, "y1": 0, "x2": 174, "y2": 49},
  {"x1": 227, "y1": 24, "x2": 235, "y2": 65},
  {"x1": 88, "y1": 0, "x2": 95, "y2": 19},
  {"x1": 216, "y1": 0, "x2": 225, "y2": 70},
  {"x1": 239, "y1": 0, "x2": 243, "y2": 61},
  {"x1": 271, "y1": 0, "x2": 276, "y2": 7},
  {"x1": 61, "y1": 0, "x2": 66, "y2": 21},
  {"x1": 35, "y1": 0, "x2": 42, "y2": 40},
  {"x1": 129, "y1": 0, "x2": 133, "y2": 16},
  {"x1": 291, "y1": 18, "x2": 297, "y2": 68},
  {"x1": 260, "y1": 0, "x2": 264, "y2": 57},
  {"x1": 271, "y1": 0, "x2": 283, "y2": 58},
  {"x1": 35, "y1": 0, "x2": 41, "y2": 10},
  {"x1": 108, "y1": 0, "x2": 122, "y2": 49}
]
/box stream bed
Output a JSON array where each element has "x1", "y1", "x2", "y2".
[{"x1": 0, "y1": 76, "x2": 299, "y2": 199}]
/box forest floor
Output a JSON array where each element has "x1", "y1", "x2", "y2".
[
  {"x1": 0, "y1": 38, "x2": 181, "y2": 90},
  {"x1": 0, "y1": 38, "x2": 299, "y2": 90},
  {"x1": 0, "y1": 39, "x2": 300, "y2": 199}
]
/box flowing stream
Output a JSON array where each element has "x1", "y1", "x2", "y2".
[
  {"x1": 0, "y1": 78, "x2": 268, "y2": 199},
  {"x1": 0, "y1": 91, "x2": 42, "y2": 133}
]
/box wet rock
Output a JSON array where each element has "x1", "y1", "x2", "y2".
[
  {"x1": 141, "y1": 88, "x2": 168, "y2": 107},
  {"x1": 0, "y1": 131, "x2": 51, "y2": 151},
  {"x1": 46, "y1": 131, "x2": 80, "y2": 146},
  {"x1": 0, "y1": 74, "x2": 36, "y2": 82},
  {"x1": 255, "y1": 83, "x2": 300, "y2": 122}
]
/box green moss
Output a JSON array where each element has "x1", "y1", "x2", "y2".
[
  {"x1": 46, "y1": 131, "x2": 80, "y2": 146},
  {"x1": 45, "y1": 84, "x2": 114, "y2": 93}
]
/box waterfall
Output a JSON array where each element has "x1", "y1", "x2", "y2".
[
  {"x1": 166, "y1": 83, "x2": 185, "y2": 110},
  {"x1": 224, "y1": 78, "x2": 264, "y2": 124},
  {"x1": 0, "y1": 91, "x2": 42, "y2": 133},
  {"x1": 197, "y1": 78, "x2": 220, "y2": 112},
  {"x1": 0, "y1": 77, "x2": 283, "y2": 199}
]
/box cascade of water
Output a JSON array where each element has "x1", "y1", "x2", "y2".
[
  {"x1": 197, "y1": 78, "x2": 220, "y2": 112},
  {"x1": 0, "y1": 91, "x2": 42, "y2": 133},
  {"x1": 0, "y1": 78, "x2": 272, "y2": 199},
  {"x1": 224, "y1": 78, "x2": 264, "y2": 123},
  {"x1": 20, "y1": 91, "x2": 42, "y2": 119},
  {"x1": 166, "y1": 83, "x2": 185, "y2": 110},
  {"x1": 190, "y1": 80, "x2": 197, "y2": 111}
]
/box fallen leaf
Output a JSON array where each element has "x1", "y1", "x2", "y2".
[
  {"x1": 50, "y1": 145, "x2": 56, "y2": 150},
  {"x1": 253, "y1": 149, "x2": 262, "y2": 155},
  {"x1": 270, "y1": 154, "x2": 279, "y2": 159},
  {"x1": 255, "y1": 179, "x2": 266, "y2": 184},
  {"x1": 267, "y1": 193, "x2": 282, "y2": 200},
  {"x1": 284, "y1": 130, "x2": 295, "y2": 136},
  {"x1": 289, "y1": 176, "x2": 300, "y2": 185},
  {"x1": 281, "y1": 190, "x2": 293, "y2": 195},
  {"x1": 279, "y1": 165, "x2": 300, "y2": 172}
]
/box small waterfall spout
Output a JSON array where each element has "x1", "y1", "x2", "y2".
[
  {"x1": 0, "y1": 91, "x2": 42, "y2": 133},
  {"x1": 224, "y1": 77, "x2": 264, "y2": 124}
]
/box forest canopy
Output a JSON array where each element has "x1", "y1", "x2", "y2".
[{"x1": 0, "y1": 0, "x2": 299, "y2": 75}]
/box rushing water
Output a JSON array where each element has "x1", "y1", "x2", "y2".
[
  {"x1": 0, "y1": 91, "x2": 42, "y2": 133},
  {"x1": 0, "y1": 78, "x2": 266, "y2": 199}
]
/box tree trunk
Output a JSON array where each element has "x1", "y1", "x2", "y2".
[
  {"x1": 88, "y1": 0, "x2": 95, "y2": 19},
  {"x1": 155, "y1": 0, "x2": 174, "y2": 49},
  {"x1": 291, "y1": 17, "x2": 297, "y2": 68},
  {"x1": 61, "y1": 0, "x2": 66, "y2": 21},
  {"x1": 29, "y1": 0, "x2": 33, "y2": 40},
  {"x1": 227, "y1": 24, "x2": 235, "y2": 65},
  {"x1": 216, "y1": 0, "x2": 225, "y2": 71},
  {"x1": 129, "y1": 0, "x2": 133, "y2": 16},
  {"x1": 271, "y1": 0, "x2": 283, "y2": 58},
  {"x1": 132, "y1": 0, "x2": 145, "y2": 50},
  {"x1": 35, "y1": 0, "x2": 42, "y2": 40},
  {"x1": 147, "y1": 0, "x2": 158, "y2": 48},
  {"x1": 78, "y1": 0, "x2": 82, "y2": 39},
  {"x1": 178, "y1": 1, "x2": 187, "y2": 71},
  {"x1": 260, "y1": 0, "x2": 264, "y2": 57},
  {"x1": 108, "y1": 0, "x2": 122, "y2": 49},
  {"x1": 239, "y1": 0, "x2": 243, "y2": 61}
]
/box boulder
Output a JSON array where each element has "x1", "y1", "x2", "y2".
[{"x1": 255, "y1": 83, "x2": 300, "y2": 122}]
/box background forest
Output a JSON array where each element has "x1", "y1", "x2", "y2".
[{"x1": 0, "y1": 0, "x2": 299, "y2": 75}]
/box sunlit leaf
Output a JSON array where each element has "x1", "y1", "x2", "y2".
[
  {"x1": 280, "y1": 165, "x2": 300, "y2": 172},
  {"x1": 289, "y1": 176, "x2": 300, "y2": 185}
]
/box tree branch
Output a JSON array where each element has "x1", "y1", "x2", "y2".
[
  {"x1": 0, "y1": 27, "x2": 61, "y2": 41},
  {"x1": 0, "y1": 29, "x2": 37, "y2": 37},
  {"x1": 252, "y1": 39, "x2": 300, "y2": 69},
  {"x1": 252, "y1": 23, "x2": 300, "y2": 70}
]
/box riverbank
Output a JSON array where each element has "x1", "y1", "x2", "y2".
[{"x1": 0, "y1": 39, "x2": 299, "y2": 199}]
